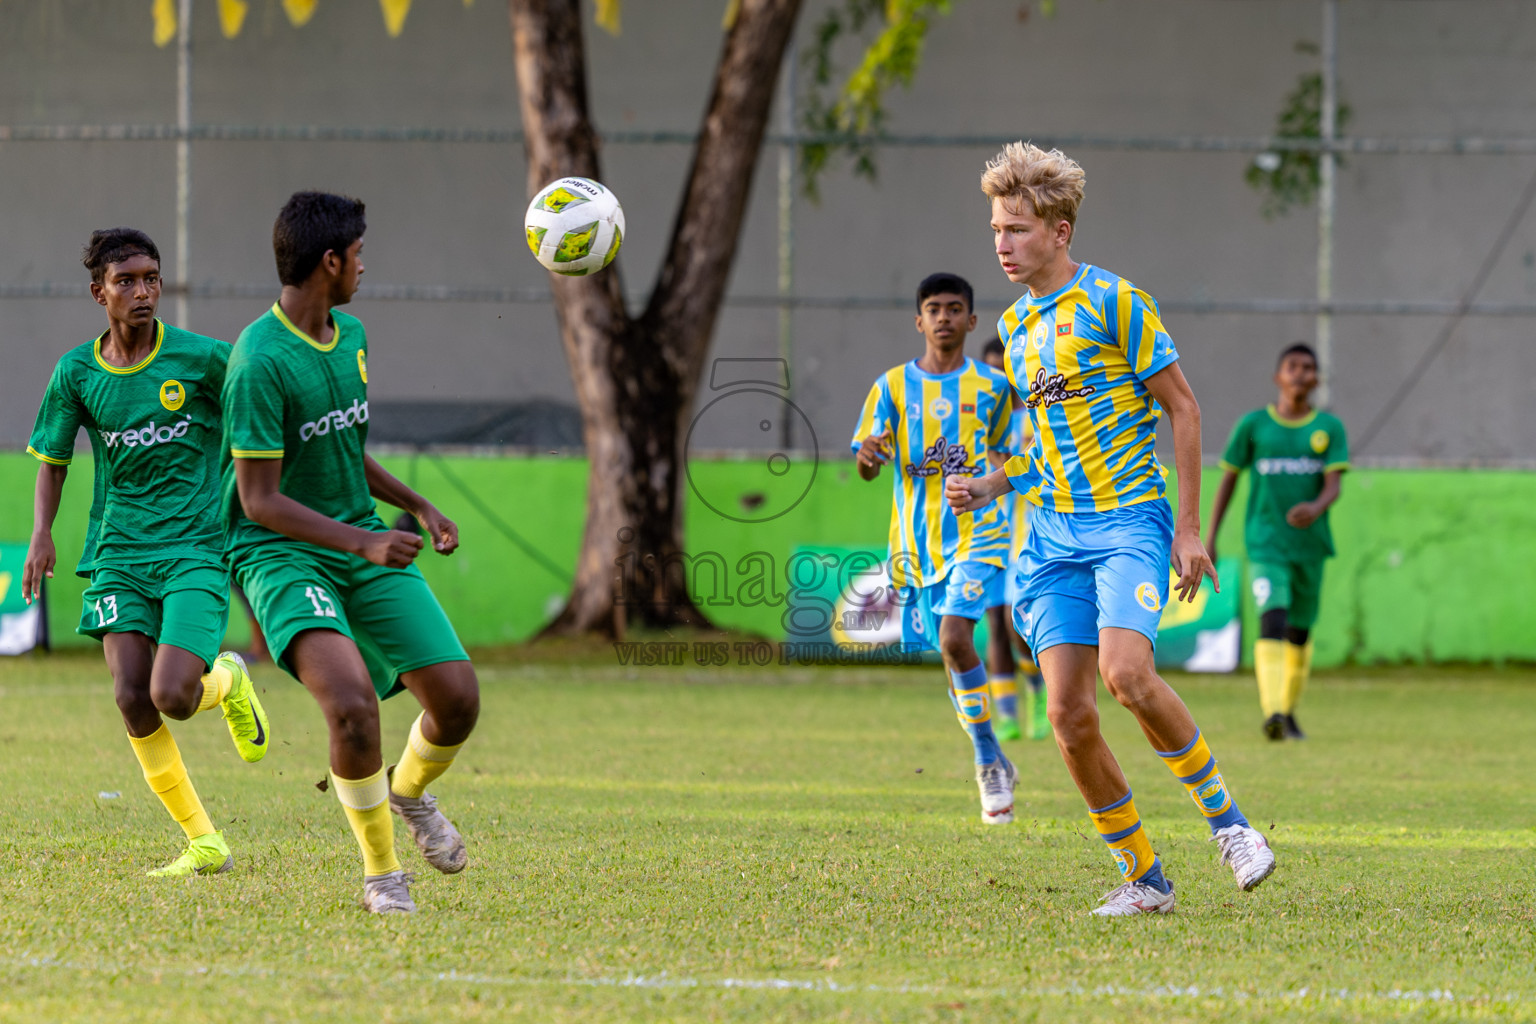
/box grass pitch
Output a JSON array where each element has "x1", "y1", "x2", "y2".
[{"x1": 2, "y1": 650, "x2": 1535, "y2": 1023}]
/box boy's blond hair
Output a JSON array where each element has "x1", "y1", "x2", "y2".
[{"x1": 980, "y1": 142, "x2": 1086, "y2": 229}]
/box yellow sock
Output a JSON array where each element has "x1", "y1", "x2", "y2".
[
  {"x1": 1254, "y1": 639, "x2": 1287, "y2": 718},
  {"x1": 1155, "y1": 728, "x2": 1243, "y2": 828},
  {"x1": 1283, "y1": 641, "x2": 1313, "y2": 713},
  {"x1": 390, "y1": 713, "x2": 465, "y2": 800},
  {"x1": 331, "y1": 767, "x2": 400, "y2": 877},
  {"x1": 1087, "y1": 791, "x2": 1158, "y2": 883},
  {"x1": 194, "y1": 660, "x2": 234, "y2": 713},
  {"x1": 128, "y1": 724, "x2": 215, "y2": 840}
]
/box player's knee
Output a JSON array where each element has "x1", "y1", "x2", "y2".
[
  {"x1": 112, "y1": 676, "x2": 155, "y2": 719},
  {"x1": 1286, "y1": 626, "x2": 1310, "y2": 646},
  {"x1": 417, "y1": 660, "x2": 480, "y2": 739},
  {"x1": 148, "y1": 674, "x2": 199, "y2": 721},
  {"x1": 1047, "y1": 698, "x2": 1099, "y2": 750},
  {"x1": 937, "y1": 623, "x2": 975, "y2": 666},
  {"x1": 1099, "y1": 656, "x2": 1159, "y2": 710},
  {"x1": 325, "y1": 688, "x2": 381, "y2": 750}
]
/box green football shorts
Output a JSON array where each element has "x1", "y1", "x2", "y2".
[
  {"x1": 1248, "y1": 556, "x2": 1326, "y2": 630},
  {"x1": 234, "y1": 543, "x2": 468, "y2": 700},
  {"x1": 78, "y1": 559, "x2": 231, "y2": 668}
]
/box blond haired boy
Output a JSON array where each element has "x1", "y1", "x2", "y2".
[{"x1": 947, "y1": 142, "x2": 1275, "y2": 916}]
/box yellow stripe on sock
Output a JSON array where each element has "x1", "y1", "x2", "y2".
[
  {"x1": 331, "y1": 767, "x2": 400, "y2": 876},
  {"x1": 1255, "y1": 639, "x2": 1287, "y2": 718},
  {"x1": 1284, "y1": 641, "x2": 1313, "y2": 713},
  {"x1": 988, "y1": 675, "x2": 1018, "y2": 701},
  {"x1": 390, "y1": 713, "x2": 465, "y2": 800},
  {"x1": 1157, "y1": 731, "x2": 1234, "y2": 819},
  {"x1": 195, "y1": 661, "x2": 234, "y2": 713},
  {"x1": 128, "y1": 724, "x2": 215, "y2": 840},
  {"x1": 1088, "y1": 793, "x2": 1157, "y2": 882}
]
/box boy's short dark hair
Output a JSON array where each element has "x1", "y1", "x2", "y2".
[
  {"x1": 980, "y1": 337, "x2": 1006, "y2": 359},
  {"x1": 82, "y1": 228, "x2": 160, "y2": 285},
  {"x1": 916, "y1": 272, "x2": 974, "y2": 312},
  {"x1": 1278, "y1": 342, "x2": 1318, "y2": 368},
  {"x1": 273, "y1": 191, "x2": 367, "y2": 286}
]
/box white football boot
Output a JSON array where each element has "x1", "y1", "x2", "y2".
[
  {"x1": 1090, "y1": 878, "x2": 1177, "y2": 917},
  {"x1": 975, "y1": 755, "x2": 1018, "y2": 825},
  {"x1": 1212, "y1": 823, "x2": 1276, "y2": 891}
]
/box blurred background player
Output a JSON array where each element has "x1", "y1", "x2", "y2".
[
  {"x1": 949, "y1": 143, "x2": 1274, "y2": 915},
  {"x1": 852, "y1": 273, "x2": 1019, "y2": 824},
  {"x1": 223, "y1": 192, "x2": 480, "y2": 914},
  {"x1": 1207, "y1": 343, "x2": 1348, "y2": 741},
  {"x1": 979, "y1": 336, "x2": 1047, "y2": 742},
  {"x1": 21, "y1": 228, "x2": 269, "y2": 877}
]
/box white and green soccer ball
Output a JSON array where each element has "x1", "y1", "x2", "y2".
[{"x1": 524, "y1": 177, "x2": 625, "y2": 276}]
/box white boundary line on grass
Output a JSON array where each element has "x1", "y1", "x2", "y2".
[{"x1": 13, "y1": 956, "x2": 1508, "y2": 1008}]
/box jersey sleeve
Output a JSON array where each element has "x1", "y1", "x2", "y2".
[
  {"x1": 1324, "y1": 416, "x2": 1350, "y2": 472},
  {"x1": 204, "y1": 340, "x2": 230, "y2": 404},
  {"x1": 1218, "y1": 413, "x2": 1255, "y2": 473},
  {"x1": 26, "y1": 361, "x2": 84, "y2": 466},
  {"x1": 224, "y1": 352, "x2": 287, "y2": 459},
  {"x1": 1110, "y1": 281, "x2": 1179, "y2": 381},
  {"x1": 849, "y1": 377, "x2": 894, "y2": 454}
]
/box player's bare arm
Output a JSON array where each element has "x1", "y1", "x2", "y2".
[
  {"x1": 234, "y1": 457, "x2": 423, "y2": 568},
  {"x1": 945, "y1": 466, "x2": 1010, "y2": 514},
  {"x1": 22, "y1": 463, "x2": 67, "y2": 605},
  {"x1": 1143, "y1": 362, "x2": 1217, "y2": 602},
  {"x1": 855, "y1": 430, "x2": 892, "y2": 481},
  {"x1": 1286, "y1": 468, "x2": 1344, "y2": 529},
  {"x1": 363, "y1": 454, "x2": 459, "y2": 555},
  {"x1": 1205, "y1": 468, "x2": 1241, "y2": 565}
]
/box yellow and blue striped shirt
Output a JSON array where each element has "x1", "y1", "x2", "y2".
[
  {"x1": 851, "y1": 357, "x2": 1013, "y2": 588},
  {"x1": 1002, "y1": 408, "x2": 1034, "y2": 560},
  {"x1": 999, "y1": 263, "x2": 1179, "y2": 513}
]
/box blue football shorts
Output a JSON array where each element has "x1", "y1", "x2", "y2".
[
  {"x1": 897, "y1": 560, "x2": 1003, "y2": 651},
  {"x1": 1012, "y1": 500, "x2": 1172, "y2": 654}
]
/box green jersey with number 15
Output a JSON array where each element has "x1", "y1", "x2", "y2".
[
  {"x1": 220, "y1": 302, "x2": 384, "y2": 559},
  {"x1": 1219, "y1": 405, "x2": 1349, "y2": 562},
  {"x1": 27, "y1": 320, "x2": 229, "y2": 575}
]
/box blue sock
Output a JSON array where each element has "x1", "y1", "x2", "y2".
[
  {"x1": 950, "y1": 663, "x2": 1002, "y2": 765},
  {"x1": 1138, "y1": 857, "x2": 1170, "y2": 894}
]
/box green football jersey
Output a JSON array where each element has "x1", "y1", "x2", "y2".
[
  {"x1": 1219, "y1": 405, "x2": 1349, "y2": 561},
  {"x1": 221, "y1": 302, "x2": 382, "y2": 557},
  {"x1": 26, "y1": 320, "x2": 230, "y2": 575}
]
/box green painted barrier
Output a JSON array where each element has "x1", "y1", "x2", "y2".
[{"x1": 2, "y1": 451, "x2": 1532, "y2": 667}]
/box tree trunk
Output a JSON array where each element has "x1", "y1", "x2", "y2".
[{"x1": 510, "y1": 0, "x2": 803, "y2": 638}]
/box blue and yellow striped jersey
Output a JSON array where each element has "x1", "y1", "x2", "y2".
[
  {"x1": 850, "y1": 357, "x2": 1013, "y2": 588},
  {"x1": 998, "y1": 263, "x2": 1179, "y2": 513},
  {"x1": 1002, "y1": 408, "x2": 1034, "y2": 560}
]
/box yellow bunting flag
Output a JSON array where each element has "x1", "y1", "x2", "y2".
[
  {"x1": 283, "y1": 0, "x2": 318, "y2": 27},
  {"x1": 380, "y1": 0, "x2": 411, "y2": 36},
  {"x1": 218, "y1": 0, "x2": 249, "y2": 38},
  {"x1": 595, "y1": 0, "x2": 620, "y2": 34},
  {"x1": 152, "y1": 0, "x2": 176, "y2": 47}
]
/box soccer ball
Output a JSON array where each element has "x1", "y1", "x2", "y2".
[{"x1": 524, "y1": 177, "x2": 625, "y2": 276}]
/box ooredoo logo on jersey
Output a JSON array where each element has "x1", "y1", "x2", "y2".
[
  {"x1": 99, "y1": 416, "x2": 193, "y2": 449},
  {"x1": 300, "y1": 399, "x2": 369, "y2": 442}
]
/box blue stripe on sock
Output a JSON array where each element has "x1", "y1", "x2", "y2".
[
  {"x1": 1098, "y1": 821, "x2": 1142, "y2": 844},
  {"x1": 1089, "y1": 791, "x2": 1134, "y2": 815},
  {"x1": 1205, "y1": 806, "x2": 1249, "y2": 832},
  {"x1": 1156, "y1": 729, "x2": 1202, "y2": 759},
  {"x1": 1175, "y1": 755, "x2": 1218, "y2": 786}
]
